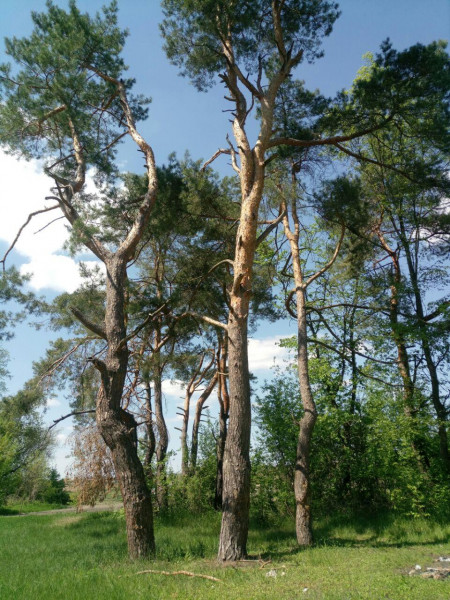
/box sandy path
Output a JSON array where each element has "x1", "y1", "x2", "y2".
[{"x1": 5, "y1": 501, "x2": 123, "y2": 517}]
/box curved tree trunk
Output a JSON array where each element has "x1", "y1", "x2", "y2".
[
  {"x1": 190, "y1": 372, "x2": 218, "y2": 472},
  {"x1": 144, "y1": 381, "x2": 156, "y2": 478},
  {"x1": 282, "y1": 198, "x2": 343, "y2": 546},
  {"x1": 96, "y1": 257, "x2": 155, "y2": 559}
]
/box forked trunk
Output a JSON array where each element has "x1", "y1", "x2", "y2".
[{"x1": 190, "y1": 372, "x2": 218, "y2": 472}]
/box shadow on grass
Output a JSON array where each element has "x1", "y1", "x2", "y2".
[
  {"x1": 0, "y1": 507, "x2": 19, "y2": 516},
  {"x1": 244, "y1": 513, "x2": 450, "y2": 561}
]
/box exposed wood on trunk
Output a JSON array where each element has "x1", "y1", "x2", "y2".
[{"x1": 215, "y1": 336, "x2": 229, "y2": 510}]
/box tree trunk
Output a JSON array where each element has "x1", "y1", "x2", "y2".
[
  {"x1": 144, "y1": 381, "x2": 156, "y2": 478},
  {"x1": 180, "y1": 386, "x2": 192, "y2": 477},
  {"x1": 216, "y1": 170, "x2": 265, "y2": 559},
  {"x1": 218, "y1": 313, "x2": 251, "y2": 560},
  {"x1": 294, "y1": 286, "x2": 317, "y2": 546},
  {"x1": 399, "y1": 218, "x2": 450, "y2": 473},
  {"x1": 215, "y1": 392, "x2": 228, "y2": 510},
  {"x1": 154, "y1": 356, "x2": 168, "y2": 510},
  {"x1": 96, "y1": 257, "x2": 155, "y2": 558},
  {"x1": 190, "y1": 372, "x2": 218, "y2": 472},
  {"x1": 214, "y1": 343, "x2": 229, "y2": 510}
]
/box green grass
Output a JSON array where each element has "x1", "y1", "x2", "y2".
[
  {"x1": 0, "y1": 499, "x2": 74, "y2": 515},
  {"x1": 0, "y1": 510, "x2": 448, "y2": 599}
]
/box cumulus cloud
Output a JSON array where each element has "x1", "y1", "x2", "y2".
[
  {"x1": 46, "y1": 397, "x2": 61, "y2": 408},
  {"x1": 162, "y1": 380, "x2": 185, "y2": 399},
  {"x1": 248, "y1": 336, "x2": 290, "y2": 371},
  {"x1": 0, "y1": 150, "x2": 101, "y2": 292}
]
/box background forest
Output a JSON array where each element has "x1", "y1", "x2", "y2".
[{"x1": 0, "y1": 0, "x2": 448, "y2": 568}]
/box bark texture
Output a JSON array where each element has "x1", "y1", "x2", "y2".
[
  {"x1": 154, "y1": 355, "x2": 168, "y2": 510},
  {"x1": 214, "y1": 340, "x2": 229, "y2": 510},
  {"x1": 96, "y1": 257, "x2": 155, "y2": 558}
]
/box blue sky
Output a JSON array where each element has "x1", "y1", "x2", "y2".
[{"x1": 0, "y1": 0, "x2": 448, "y2": 473}]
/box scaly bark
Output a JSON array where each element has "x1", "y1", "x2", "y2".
[
  {"x1": 214, "y1": 337, "x2": 229, "y2": 510},
  {"x1": 95, "y1": 256, "x2": 155, "y2": 558}
]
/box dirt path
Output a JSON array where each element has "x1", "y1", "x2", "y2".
[{"x1": 8, "y1": 501, "x2": 123, "y2": 517}]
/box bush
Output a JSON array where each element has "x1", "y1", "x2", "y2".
[{"x1": 42, "y1": 469, "x2": 70, "y2": 505}]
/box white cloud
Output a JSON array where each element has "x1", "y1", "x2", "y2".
[
  {"x1": 248, "y1": 336, "x2": 290, "y2": 371},
  {"x1": 46, "y1": 397, "x2": 61, "y2": 408},
  {"x1": 0, "y1": 150, "x2": 101, "y2": 292},
  {"x1": 162, "y1": 379, "x2": 185, "y2": 399}
]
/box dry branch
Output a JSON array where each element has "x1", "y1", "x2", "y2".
[{"x1": 133, "y1": 570, "x2": 223, "y2": 582}]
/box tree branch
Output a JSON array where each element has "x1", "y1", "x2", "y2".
[
  {"x1": 202, "y1": 148, "x2": 231, "y2": 171},
  {"x1": 1, "y1": 205, "x2": 59, "y2": 270},
  {"x1": 49, "y1": 409, "x2": 96, "y2": 430},
  {"x1": 256, "y1": 208, "x2": 286, "y2": 247},
  {"x1": 304, "y1": 224, "x2": 345, "y2": 288},
  {"x1": 70, "y1": 306, "x2": 107, "y2": 339},
  {"x1": 334, "y1": 142, "x2": 418, "y2": 183},
  {"x1": 267, "y1": 117, "x2": 394, "y2": 150},
  {"x1": 181, "y1": 311, "x2": 228, "y2": 332}
]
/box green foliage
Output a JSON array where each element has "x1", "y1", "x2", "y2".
[
  {"x1": 162, "y1": 423, "x2": 218, "y2": 515},
  {"x1": 42, "y1": 468, "x2": 70, "y2": 505},
  {"x1": 322, "y1": 40, "x2": 450, "y2": 152},
  {"x1": 0, "y1": 268, "x2": 41, "y2": 342},
  {"x1": 0, "y1": 0, "x2": 149, "y2": 180},
  {"x1": 161, "y1": 0, "x2": 340, "y2": 91},
  {"x1": 254, "y1": 366, "x2": 449, "y2": 520},
  {"x1": 0, "y1": 378, "x2": 53, "y2": 505}
]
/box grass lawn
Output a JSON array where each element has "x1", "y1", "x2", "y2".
[{"x1": 0, "y1": 509, "x2": 448, "y2": 599}]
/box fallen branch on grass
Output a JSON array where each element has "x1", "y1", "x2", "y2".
[{"x1": 134, "y1": 570, "x2": 223, "y2": 582}]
